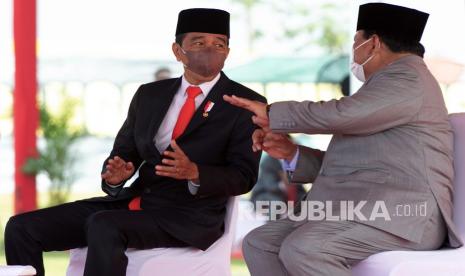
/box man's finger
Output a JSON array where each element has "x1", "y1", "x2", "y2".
[
  {"x1": 232, "y1": 95, "x2": 253, "y2": 109},
  {"x1": 254, "y1": 142, "x2": 260, "y2": 149},
  {"x1": 223, "y1": 95, "x2": 242, "y2": 106},
  {"x1": 252, "y1": 129, "x2": 264, "y2": 140},
  {"x1": 252, "y1": 143, "x2": 263, "y2": 152},
  {"x1": 155, "y1": 165, "x2": 177, "y2": 173},
  {"x1": 252, "y1": 140, "x2": 263, "y2": 150},
  {"x1": 262, "y1": 140, "x2": 282, "y2": 148},
  {"x1": 155, "y1": 171, "x2": 180, "y2": 178},
  {"x1": 252, "y1": 143, "x2": 263, "y2": 151},
  {"x1": 163, "y1": 150, "x2": 181, "y2": 160},
  {"x1": 110, "y1": 157, "x2": 125, "y2": 169},
  {"x1": 101, "y1": 172, "x2": 111, "y2": 179},
  {"x1": 223, "y1": 95, "x2": 251, "y2": 110},
  {"x1": 262, "y1": 140, "x2": 291, "y2": 154},
  {"x1": 113, "y1": 156, "x2": 123, "y2": 164},
  {"x1": 170, "y1": 140, "x2": 185, "y2": 155},
  {"x1": 252, "y1": 130, "x2": 265, "y2": 151},
  {"x1": 263, "y1": 132, "x2": 282, "y2": 142},
  {"x1": 252, "y1": 145, "x2": 257, "y2": 152},
  {"x1": 252, "y1": 116, "x2": 270, "y2": 128},
  {"x1": 110, "y1": 160, "x2": 124, "y2": 170},
  {"x1": 161, "y1": 158, "x2": 177, "y2": 166},
  {"x1": 125, "y1": 162, "x2": 134, "y2": 171},
  {"x1": 102, "y1": 171, "x2": 119, "y2": 182},
  {"x1": 105, "y1": 165, "x2": 116, "y2": 174}
]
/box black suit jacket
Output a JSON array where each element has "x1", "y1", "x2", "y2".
[{"x1": 86, "y1": 72, "x2": 266, "y2": 250}]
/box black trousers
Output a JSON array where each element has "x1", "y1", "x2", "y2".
[{"x1": 4, "y1": 198, "x2": 188, "y2": 276}]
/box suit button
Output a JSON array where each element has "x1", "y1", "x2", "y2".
[{"x1": 144, "y1": 188, "x2": 151, "y2": 194}]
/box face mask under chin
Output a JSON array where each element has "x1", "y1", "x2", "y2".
[{"x1": 180, "y1": 47, "x2": 226, "y2": 78}]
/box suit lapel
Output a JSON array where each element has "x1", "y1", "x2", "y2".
[
  {"x1": 146, "y1": 77, "x2": 182, "y2": 158},
  {"x1": 175, "y1": 72, "x2": 231, "y2": 142}
]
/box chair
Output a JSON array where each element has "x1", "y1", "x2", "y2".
[
  {"x1": 66, "y1": 196, "x2": 239, "y2": 276},
  {"x1": 351, "y1": 113, "x2": 465, "y2": 276},
  {"x1": 0, "y1": 265, "x2": 36, "y2": 276}
]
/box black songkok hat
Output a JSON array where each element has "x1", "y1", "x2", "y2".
[
  {"x1": 356, "y1": 3, "x2": 429, "y2": 42},
  {"x1": 175, "y1": 8, "x2": 230, "y2": 38}
]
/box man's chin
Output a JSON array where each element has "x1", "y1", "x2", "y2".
[{"x1": 185, "y1": 68, "x2": 222, "y2": 81}]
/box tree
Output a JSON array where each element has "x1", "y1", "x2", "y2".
[
  {"x1": 23, "y1": 95, "x2": 86, "y2": 206},
  {"x1": 231, "y1": 0, "x2": 264, "y2": 53},
  {"x1": 231, "y1": 0, "x2": 350, "y2": 55},
  {"x1": 278, "y1": 1, "x2": 350, "y2": 54}
]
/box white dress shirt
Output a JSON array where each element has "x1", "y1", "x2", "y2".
[
  {"x1": 279, "y1": 148, "x2": 300, "y2": 172},
  {"x1": 279, "y1": 148, "x2": 300, "y2": 179},
  {"x1": 154, "y1": 73, "x2": 221, "y2": 194},
  {"x1": 108, "y1": 74, "x2": 220, "y2": 193}
]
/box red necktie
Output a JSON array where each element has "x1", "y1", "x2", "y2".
[
  {"x1": 128, "y1": 86, "x2": 202, "y2": 210},
  {"x1": 171, "y1": 86, "x2": 202, "y2": 140}
]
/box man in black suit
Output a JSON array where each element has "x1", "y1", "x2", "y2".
[{"x1": 4, "y1": 8, "x2": 266, "y2": 276}]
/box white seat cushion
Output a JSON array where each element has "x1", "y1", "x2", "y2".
[
  {"x1": 67, "y1": 197, "x2": 239, "y2": 276},
  {"x1": 0, "y1": 265, "x2": 37, "y2": 276},
  {"x1": 351, "y1": 247, "x2": 465, "y2": 276}
]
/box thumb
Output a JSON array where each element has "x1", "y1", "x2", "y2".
[
  {"x1": 252, "y1": 131, "x2": 264, "y2": 143},
  {"x1": 252, "y1": 116, "x2": 269, "y2": 128}
]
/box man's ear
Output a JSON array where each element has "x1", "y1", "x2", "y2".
[
  {"x1": 172, "y1": 43, "x2": 183, "y2": 62},
  {"x1": 372, "y1": 35, "x2": 382, "y2": 52}
]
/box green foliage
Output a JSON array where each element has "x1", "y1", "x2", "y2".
[
  {"x1": 280, "y1": 2, "x2": 350, "y2": 54},
  {"x1": 232, "y1": 0, "x2": 262, "y2": 9},
  {"x1": 232, "y1": 0, "x2": 263, "y2": 53},
  {"x1": 22, "y1": 96, "x2": 86, "y2": 206},
  {"x1": 231, "y1": 0, "x2": 350, "y2": 54}
]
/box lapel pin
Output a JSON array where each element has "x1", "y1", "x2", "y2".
[{"x1": 203, "y1": 101, "x2": 214, "y2": 118}]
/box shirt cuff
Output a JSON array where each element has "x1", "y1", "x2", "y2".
[
  {"x1": 280, "y1": 147, "x2": 300, "y2": 172},
  {"x1": 188, "y1": 180, "x2": 200, "y2": 195}
]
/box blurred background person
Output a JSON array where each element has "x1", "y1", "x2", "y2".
[
  {"x1": 250, "y1": 135, "x2": 307, "y2": 220},
  {"x1": 154, "y1": 67, "x2": 172, "y2": 81}
]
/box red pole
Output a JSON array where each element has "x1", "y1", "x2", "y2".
[{"x1": 13, "y1": 0, "x2": 38, "y2": 214}]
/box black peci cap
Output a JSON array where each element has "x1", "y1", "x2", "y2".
[
  {"x1": 356, "y1": 3, "x2": 429, "y2": 42},
  {"x1": 175, "y1": 8, "x2": 230, "y2": 38}
]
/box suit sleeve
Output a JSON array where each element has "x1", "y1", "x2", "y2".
[
  {"x1": 269, "y1": 64, "x2": 423, "y2": 136},
  {"x1": 289, "y1": 145, "x2": 324, "y2": 184},
  {"x1": 195, "y1": 97, "x2": 267, "y2": 197},
  {"x1": 101, "y1": 86, "x2": 144, "y2": 197}
]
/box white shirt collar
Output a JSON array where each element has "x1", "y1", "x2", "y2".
[{"x1": 180, "y1": 73, "x2": 221, "y2": 97}]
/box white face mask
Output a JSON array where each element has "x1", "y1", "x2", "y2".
[{"x1": 350, "y1": 37, "x2": 375, "y2": 82}]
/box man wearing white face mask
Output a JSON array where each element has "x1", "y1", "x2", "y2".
[
  {"x1": 350, "y1": 36, "x2": 378, "y2": 82},
  {"x1": 223, "y1": 2, "x2": 462, "y2": 276}
]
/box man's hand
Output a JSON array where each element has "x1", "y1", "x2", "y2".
[
  {"x1": 155, "y1": 140, "x2": 199, "y2": 181},
  {"x1": 253, "y1": 129, "x2": 298, "y2": 162},
  {"x1": 101, "y1": 156, "x2": 135, "y2": 185},
  {"x1": 223, "y1": 94, "x2": 297, "y2": 161},
  {"x1": 223, "y1": 95, "x2": 269, "y2": 128},
  {"x1": 252, "y1": 128, "x2": 267, "y2": 152}
]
